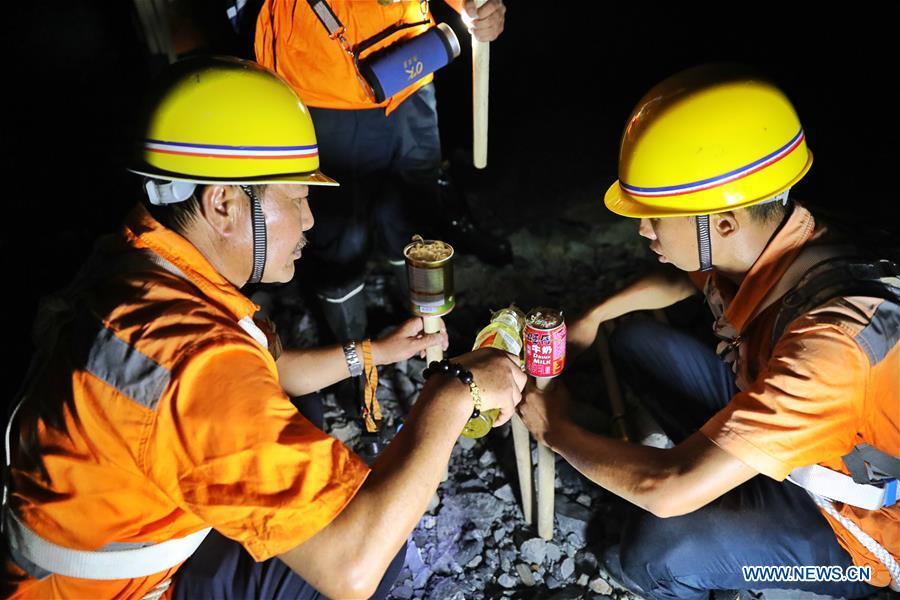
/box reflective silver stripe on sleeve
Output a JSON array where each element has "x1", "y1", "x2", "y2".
[
  {"x1": 85, "y1": 325, "x2": 171, "y2": 410},
  {"x1": 854, "y1": 301, "x2": 900, "y2": 366}
]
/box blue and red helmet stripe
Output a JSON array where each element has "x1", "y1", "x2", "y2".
[{"x1": 621, "y1": 129, "x2": 804, "y2": 198}]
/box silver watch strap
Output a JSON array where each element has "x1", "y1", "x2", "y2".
[{"x1": 343, "y1": 340, "x2": 363, "y2": 377}]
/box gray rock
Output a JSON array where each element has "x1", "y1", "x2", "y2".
[
  {"x1": 412, "y1": 568, "x2": 432, "y2": 590},
  {"x1": 420, "y1": 515, "x2": 436, "y2": 530},
  {"x1": 431, "y1": 552, "x2": 459, "y2": 576},
  {"x1": 459, "y1": 477, "x2": 483, "y2": 489},
  {"x1": 492, "y1": 483, "x2": 515, "y2": 503},
  {"x1": 492, "y1": 527, "x2": 506, "y2": 544},
  {"x1": 457, "y1": 435, "x2": 477, "y2": 451},
  {"x1": 589, "y1": 577, "x2": 613, "y2": 595},
  {"x1": 560, "y1": 557, "x2": 576, "y2": 580},
  {"x1": 501, "y1": 558, "x2": 510, "y2": 572},
  {"x1": 576, "y1": 493, "x2": 592, "y2": 507},
  {"x1": 556, "y1": 497, "x2": 592, "y2": 542},
  {"x1": 545, "y1": 542, "x2": 562, "y2": 563},
  {"x1": 545, "y1": 575, "x2": 562, "y2": 590},
  {"x1": 428, "y1": 578, "x2": 469, "y2": 600},
  {"x1": 478, "y1": 449, "x2": 496, "y2": 466},
  {"x1": 515, "y1": 563, "x2": 536, "y2": 587},
  {"x1": 405, "y1": 542, "x2": 428, "y2": 577},
  {"x1": 577, "y1": 574, "x2": 589, "y2": 586},
  {"x1": 497, "y1": 573, "x2": 517, "y2": 589},
  {"x1": 466, "y1": 555, "x2": 482, "y2": 568},
  {"x1": 392, "y1": 585, "x2": 414, "y2": 599},
  {"x1": 447, "y1": 491, "x2": 505, "y2": 530},
  {"x1": 329, "y1": 420, "x2": 361, "y2": 442},
  {"x1": 452, "y1": 537, "x2": 483, "y2": 568},
  {"x1": 519, "y1": 537, "x2": 546, "y2": 564}
]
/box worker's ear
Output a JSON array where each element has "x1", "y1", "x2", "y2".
[
  {"x1": 198, "y1": 185, "x2": 243, "y2": 236},
  {"x1": 712, "y1": 211, "x2": 739, "y2": 238}
]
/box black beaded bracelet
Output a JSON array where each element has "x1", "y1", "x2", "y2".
[{"x1": 423, "y1": 359, "x2": 482, "y2": 417}]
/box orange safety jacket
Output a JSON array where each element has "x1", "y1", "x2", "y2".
[
  {"x1": 255, "y1": 0, "x2": 463, "y2": 115},
  {"x1": 692, "y1": 203, "x2": 899, "y2": 588},
  {"x1": 3, "y1": 204, "x2": 369, "y2": 598}
]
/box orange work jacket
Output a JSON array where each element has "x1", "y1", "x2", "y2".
[
  {"x1": 255, "y1": 0, "x2": 463, "y2": 114},
  {"x1": 4, "y1": 204, "x2": 369, "y2": 598},
  {"x1": 693, "y1": 203, "x2": 899, "y2": 588}
]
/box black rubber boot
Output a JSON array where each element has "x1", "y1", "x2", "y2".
[
  {"x1": 317, "y1": 283, "x2": 368, "y2": 343},
  {"x1": 387, "y1": 259, "x2": 411, "y2": 316}
]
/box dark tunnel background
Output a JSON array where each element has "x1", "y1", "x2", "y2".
[{"x1": 2, "y1": 2, "x2": 897, "y2": 407}]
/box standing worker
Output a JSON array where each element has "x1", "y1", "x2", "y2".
[
  {"x1": 518, "y1": 65, "x2": 898, "y2": 599},
  {"x1": 255, "y1": 0, "x2": 507, "y2": 343},
  {"x1": 2, "y1": 57, "x2": 525, "y2": 599}
]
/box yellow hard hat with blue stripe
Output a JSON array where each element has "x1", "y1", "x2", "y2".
[
  {"x1": 130, "y1": 56, "x2": 336, "y2": 187},
  {"x1": 605, "y1": 64, "x2": 812, "y2": 218}
]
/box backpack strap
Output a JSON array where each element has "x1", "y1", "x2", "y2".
[{"x1": 771, "y1": 256, "x2": 900, "y2": 348}]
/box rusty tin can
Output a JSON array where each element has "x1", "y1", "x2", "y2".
[
  {"x1": 403, "y1": 238, "x2": 455, "y2": 317},
  {"x1": 524, "y1": 308, "x2": 566, "y2": 379}
]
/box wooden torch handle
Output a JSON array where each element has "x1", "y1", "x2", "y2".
[
  {"x1": 535, "y1": 376, "x2": 555, "y2": 540},
  {"x1": 472, "y1": 0, "x2": 489, "y2": 169},
  {"x1": 511, "y1": 414, "x2": 533, "y2": 524},
  {"x1": 423, "y1": 316, "x2": 444, "y2": 364}
]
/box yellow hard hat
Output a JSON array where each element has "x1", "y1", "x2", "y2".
[
  {"x1": 129, "y1": 56, "x2": 337, "y2": 187},
  {"x1": 605, "y1": 64, "x2": 812, "y2": 218}
]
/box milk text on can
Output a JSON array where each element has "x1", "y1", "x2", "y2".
[
  {"x1": 524, "y1": 308, "x2": 566, "y2": 378},
  {"x1": 403, "y1": 237, "x2": 455, "y2": 317}
]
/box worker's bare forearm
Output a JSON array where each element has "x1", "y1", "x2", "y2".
[
  {"x1": 278, "y1": 379, "x2": 471, "y2": 597},
  {"x1": 546, "y1": 422, "x2": 757, "y2": 518},
  {"x1": 275, "y1": 346, "x2": 350, "y2": 396},
  {"x1": 594, "y1": 268, "x2": 695, "y2": 322},
  {"x1": 546, "y1": 420, "x2": 680, "y2": 514}
]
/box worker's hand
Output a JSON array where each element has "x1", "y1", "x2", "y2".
[
  {"x1": 463, "y1": 0, "x2": 506, "y2": 42},
  {"x1": 566, "y1": 307, "x2": 606, "y2": 359},
  {"x1": 517, "y1": 378, "x2": 573, "y2": 449},
  {"x1": 372, "y1": 317, "x2": 448, "y2": 365},
  {"x1": 450, "y1": 348, "x2": 527, "y2": 426}
]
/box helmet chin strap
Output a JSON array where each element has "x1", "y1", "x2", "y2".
[
  {"x1": 696, "y1": 214, "x2": 713, "y2": 272},
  {"x1": 240, "y1": 185, "x2": 267, "y2": 285},
  {"x1": 694, "y1": 190, "x2": 791, "y2": 273}
]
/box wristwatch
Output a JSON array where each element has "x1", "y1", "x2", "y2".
[{"x1": 343, "y1": 340, "x2": 363, "y2": 377}]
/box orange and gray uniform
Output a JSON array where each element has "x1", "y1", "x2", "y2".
[
  {"x1": 256, "y1": 0, "x2": 464, "y2": 114},
  {"x1": 3, "y1": 204, "x2": 370, "y2": 598},
  {"x1": 692, "y1": 203, "x2": 899, "y2": 587}
]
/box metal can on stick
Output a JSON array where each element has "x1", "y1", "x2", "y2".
[
  {"x1": 403, "y1": 235, "x2": 455, "y2": 318},
  {"x1": 524, "y1": 308, "x2": 566, "y2": 380}
]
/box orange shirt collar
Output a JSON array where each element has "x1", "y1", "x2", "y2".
[
  {"x1": 716, "y1": 203, "x2": 817, "y2": 333},
  {"x1": 122, "y1": 203, "x2": 259, "y2": 321}
]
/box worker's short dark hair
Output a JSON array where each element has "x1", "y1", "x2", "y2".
[
  {"x1": 144, "y1": 183, "x2": 268, "y2": 235},
  {"x1": 744, "y1": 197, "x2": 790, "y2": 224}
]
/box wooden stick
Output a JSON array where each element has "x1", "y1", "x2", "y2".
[
  {"x1": 472, "y1": 0, "x2": 489, "y2": 169},
  {"x1": 596, "y1": 322, "x2": 629, "y2": 441},
  {"x1": 423, "y1": 316, "x2": 444, "y2": 365},
  {"x1": 423, "y1": 316, "x2": 449, "y2": 481},
  {"x1": 511, "y1": 414, "x2": 533, "y2": 524},
  {"x1": 535, "y1": 376, "x2": 555, "y2": 540}
]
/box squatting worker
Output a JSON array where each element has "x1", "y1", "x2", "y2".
[
  {"x1": 1, "y1": 57, "x2": 526, "y2": 599},
  {"x1": 517, "y1": 65, "x2": 898, "y2": 599}
]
